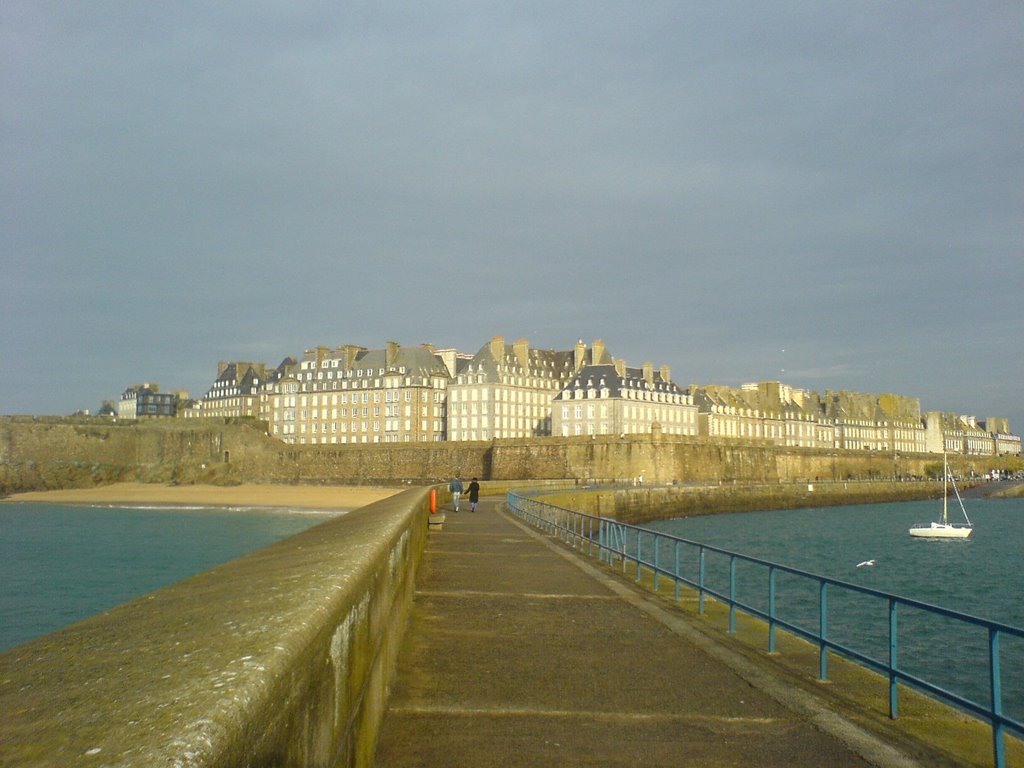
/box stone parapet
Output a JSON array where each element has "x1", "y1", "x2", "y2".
[
  {"x1": 0, "y1": 487, "x2": 432, "y2": 768},
  {"x1": 534, "y1": 480, "x2": 946, "y2": 525}
]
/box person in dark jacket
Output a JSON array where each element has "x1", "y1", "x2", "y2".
[{"x1": 467, "y1": 478, "x2": 481, "y2": 512}]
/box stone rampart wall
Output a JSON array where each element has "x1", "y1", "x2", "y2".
[
  {"x1": 0, "y1": 417, "x2": 284, "y2": 493},
  {"x1": 0, "y1": 487, "x2": 433, "y2": 768},
  {"x1": 0, "y1": 417, "x2": 994, "y2": 496}
]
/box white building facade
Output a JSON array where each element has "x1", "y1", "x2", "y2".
[
  {"x1": 268, "y1": 343, "x2": 450, "y2": 444},
  {"x1": 447, "y1": 337, "x2": 613, "y2": 442},
  {"x1": 552, "y1": 360, "x2": 696, "y2": 437}
]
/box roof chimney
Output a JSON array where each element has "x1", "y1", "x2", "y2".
[
  {"x1": 344, "y1": 345, "x2": 364, "y2": 368},
  {"x1": 513, "y1": 338, "x2": 530, "y2": 370},
  {"x1": 489, "y1": 335, "x2": 505, "y2": 362}
]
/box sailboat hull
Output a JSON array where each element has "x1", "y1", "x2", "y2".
[
  {"x1": 908, "y1": 453, "x2": 973, "y2": 539},
  {"x1": 908, "y1": 522, "x2": 973, "y2": 539}
]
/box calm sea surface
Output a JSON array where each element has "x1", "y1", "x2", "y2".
[
  {"x1": 645, "y1": 495, "x2": 1024, "y2": 722},
  {"x1": 0, "y1": 502, "x2": 334, "y2": 652},
  {"x1": 3, "y1": 496, "x2": 1021, "y2": 722}
]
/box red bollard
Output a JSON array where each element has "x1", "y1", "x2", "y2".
[{"x1": 429, "y1": 488, "x2": 437, "y2": 514}]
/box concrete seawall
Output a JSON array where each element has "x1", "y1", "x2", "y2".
[{"x1": 0, "y1": 488, "x2": 433, "y2": 768}]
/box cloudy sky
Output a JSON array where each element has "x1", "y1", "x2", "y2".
[{"x1": 3, "y1": 3, "x2": 1022, "y2": 430}]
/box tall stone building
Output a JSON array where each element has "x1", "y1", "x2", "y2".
[
  {"x1": 694, "y1": 383, "x2": 929, "y2": 453},
  {"x1": 118, "y1": 383, "x2": 183, "y2": 420},
  {"x1": 694, "y1": 384, "x2": 792, "y2": 443},
  {"x1": 192, "y1": 361, "x2": 268, "y2": 419},
  {"x1": 983, "y1": 418, "x2": 1021, "y2": 455},
  {"x1": 824, "y1": 390, "x2": 926, "y2": 453},
  {"x1": 447, "y1": 337, "x2": 613, "y2": 441},
  {"x1": 168, "y1": 334, "x2": 1020, "y2": 457},
  {"x1": 553, "y1": 359, "x2": 696, "y2": 437},
  {"x1": 268, "y1": 342, "x2": 451, "y2": 444}
]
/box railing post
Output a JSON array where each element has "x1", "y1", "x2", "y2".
[
  {"x1": 653, "y1": 535, "x2": 660, "y2": 592},
  {"x1": 698, "y1": 547, "x2": 706, "y2": 615},
  {"x1": 768, "y1": 566, "x2": 776, "y2": 654},
  {"x1": 990, "y1": 627, "x2": 1005, "y2": 768},
  {"x1": 636, "y1": 530, "x2": 643, "y2": 582},
  {"x1": 889, "y1": 598, "x2": 899, "y2": 719},
  {"x1": 728, "y1": 556, "x2": 737, "y2": 634},
  {"x1": 819, "y1": 581, "x2": 829, "y2": 681},
  {"x1": 674, "y1": 540, "x2": 681, "y2": 601},
  {"x1": 619, "y1": 524, "x2": 628, "y2": 574}
]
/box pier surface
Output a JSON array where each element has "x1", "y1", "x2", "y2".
[{"x1": 374, "y1": 498, "x2": 934, "y2": 767}]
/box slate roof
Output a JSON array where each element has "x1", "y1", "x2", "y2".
[
  {"x1": 338, "y1": 345, "x2": 450, "y2": 378},
  {"x1": 462, "y1": 339, "x2": 614, "y2": 384},
  {"x1": 554, "y1": 363, "x2": 684, "y2": 401}
]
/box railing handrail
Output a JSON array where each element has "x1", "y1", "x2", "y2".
[{"x1": 507, "y1": 489, "x2": 1023, "y2": 768}]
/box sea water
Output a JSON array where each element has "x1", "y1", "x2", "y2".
[
  {"x1": 0, "y1": 502, "x2": 334, "y2": 652},
  {"x1": 645, "y1": 495, "x2": 1024, "y2": 722}
]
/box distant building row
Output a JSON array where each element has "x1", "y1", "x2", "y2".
[{"x1": 117, "y1": 336, "x2": 1020, "y2": 457}]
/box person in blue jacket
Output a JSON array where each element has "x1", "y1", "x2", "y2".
[{"x1": 448, "y1": 475, "x2": 464, "y2": 512}]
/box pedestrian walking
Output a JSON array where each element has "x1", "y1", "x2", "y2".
[
  {"x1": 467, "y1": 477, "x2": 480, "y2": 512},
  {"x1": 449, "y1": 475, "x2": 463, "y2": 512}
]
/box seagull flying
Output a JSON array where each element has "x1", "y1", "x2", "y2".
[{"x1": 856, "y1": 559, "x2": 877, "y2": 568}]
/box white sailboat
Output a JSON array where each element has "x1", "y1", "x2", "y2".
[{"x1": 909, "y1": 453, "x2": 973, "y2": 539}]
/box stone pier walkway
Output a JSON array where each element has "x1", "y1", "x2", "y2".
[{"x1": 372, "y1": 497, "x2": 927, "y2": 767}]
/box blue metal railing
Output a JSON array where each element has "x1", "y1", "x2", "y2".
[{"x1": 507, "y1": 491, "x2": 1024, "y2": 768}]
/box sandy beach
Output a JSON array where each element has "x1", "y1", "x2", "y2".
[{"x1": 2, "y1": 482, "x2": 402, "y2": 511}]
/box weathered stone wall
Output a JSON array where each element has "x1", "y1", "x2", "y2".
[
  {"x1": 536, "y1": 480, "x2": 946, "y2": 525},
  {"x1": 0, "y1": 417, "x2": 995, "y2": 496},
  {"x1": 0, "y1": 417, "x2": 285, "y2": 493},
  {"x1": 0, "y1": 487, "x2": 433, "y2": 768}
]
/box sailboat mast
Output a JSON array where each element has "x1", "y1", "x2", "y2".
[{"x1": 942, "y1": 452, "x2": 949, "y2": 525}]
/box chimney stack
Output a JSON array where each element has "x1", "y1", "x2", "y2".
[
  {"x1": 574, "y1": 339, "x2": 586, "y2": 371},
  {"x1": 513, "y1": 338, "x2": 529, "y2": 370},
  {"x1": 490, "y1": 335, "x2": 505, "y2": 362}
]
